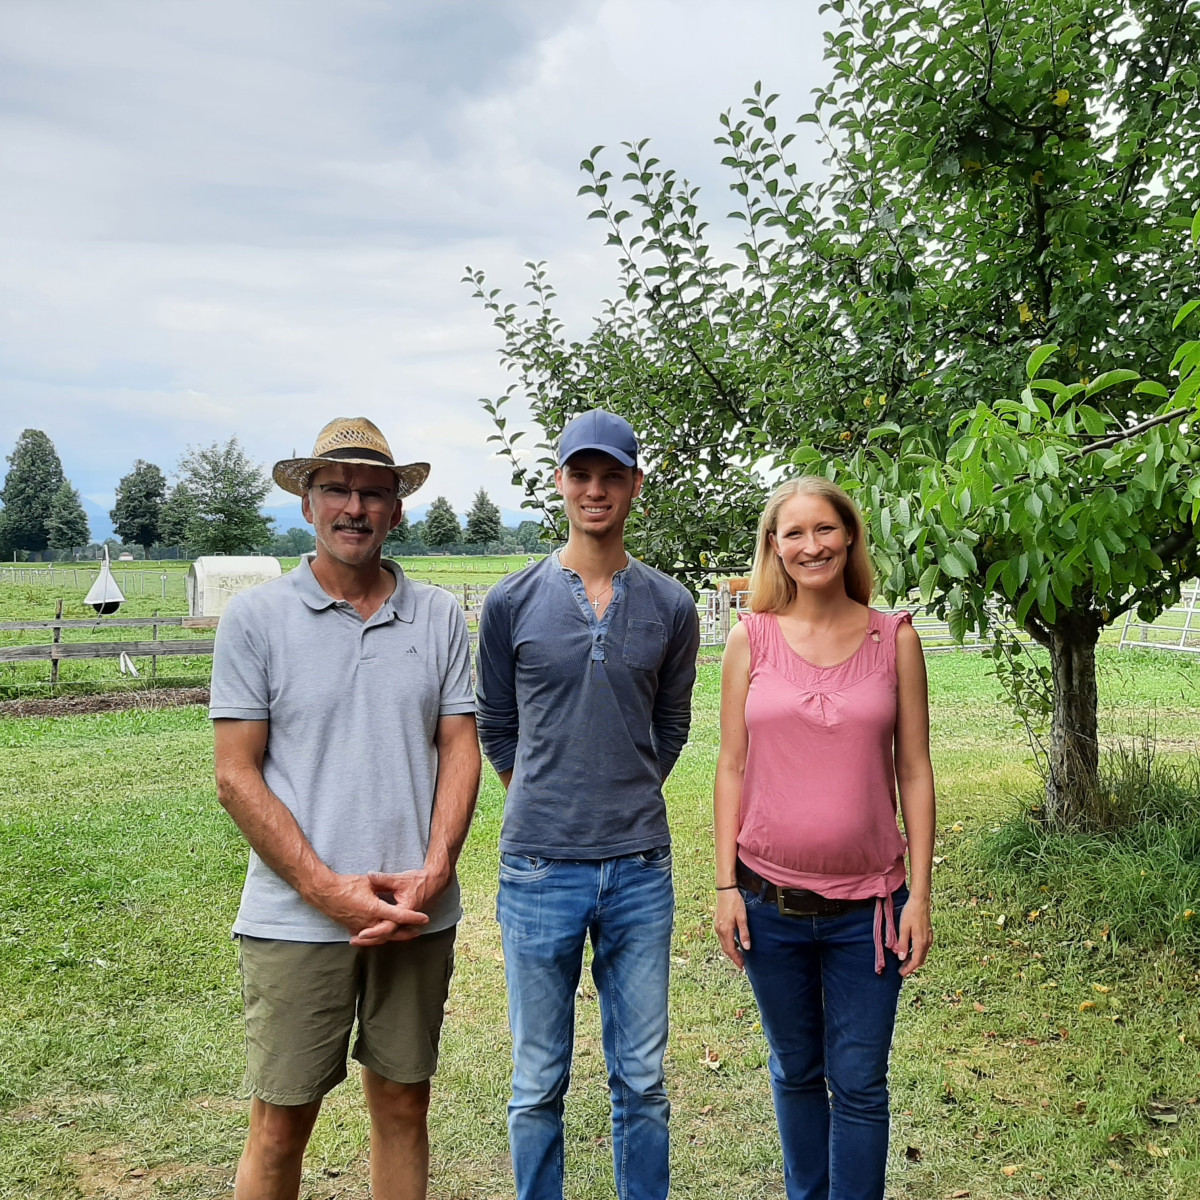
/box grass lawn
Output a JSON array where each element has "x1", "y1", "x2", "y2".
[{"x1": 2, "y1": 650, "x2": 1199, "y2": 1198}]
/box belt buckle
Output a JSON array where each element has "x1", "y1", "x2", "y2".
[{"x1": 776, "y1": 888, "x2": 818, "y2": 917}]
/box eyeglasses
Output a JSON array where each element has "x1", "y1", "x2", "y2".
[{"x1": 312, "y1": 483, "x2": 398, "y2": 511}]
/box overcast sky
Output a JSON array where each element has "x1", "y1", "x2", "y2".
[{"x1": 0, "y1": 0, "x2": 833, "y2": 535}]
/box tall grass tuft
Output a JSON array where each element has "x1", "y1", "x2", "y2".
[{"x1": 974, "y1": 743, "x2": 1200, "y2": 955}]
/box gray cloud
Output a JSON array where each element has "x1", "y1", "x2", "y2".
[{"x1": 0, "y1": 0, "x2": 831, "y2": 535}]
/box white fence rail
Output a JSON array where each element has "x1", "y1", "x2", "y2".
[{"x1": 1119, "y1": 584, "x2": 1200, "y2": 655}]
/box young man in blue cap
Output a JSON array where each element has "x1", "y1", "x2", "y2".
[{"x1": 476, "y1": 409, "x2": 700, "y2": 1200}]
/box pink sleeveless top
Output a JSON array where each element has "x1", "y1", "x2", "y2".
[{"x1": 737, "y1": 608, "x2": 911, "y2": 901}]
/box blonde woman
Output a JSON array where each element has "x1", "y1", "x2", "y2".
[{"x1": 714, "y1": 477, "x2": 935, "y2": 1200}]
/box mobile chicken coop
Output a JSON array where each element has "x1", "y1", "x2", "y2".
[{"x1": 185, "y1": 557, "x2": 281, "y2": 619}]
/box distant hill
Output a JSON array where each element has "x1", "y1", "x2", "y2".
[{"x1": 82, "y1": 497, "x2": 114, "y2": 542}]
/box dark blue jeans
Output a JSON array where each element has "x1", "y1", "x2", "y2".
[
  {"x1": 497, "y1": 849, "x2": 675, "y2": 1200},
  {"x1": 741, "y1": 883, "x2": 907, "y2": 1200}
]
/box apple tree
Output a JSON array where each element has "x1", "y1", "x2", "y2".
[{"x1": 468, "y1": 0, "x2": 1200, "y2": 825}]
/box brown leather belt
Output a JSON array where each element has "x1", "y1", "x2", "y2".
[{"x1": 736, "y1": 860, "x2": 876, "y2": 918}]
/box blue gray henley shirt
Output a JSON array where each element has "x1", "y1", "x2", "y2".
[{"x1": 475, "y1": 553, "x2": 700, "y2": 858}]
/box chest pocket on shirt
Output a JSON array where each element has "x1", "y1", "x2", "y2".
[{"x1": 623, "y1": 619, "x2": 666, "y2": 671}]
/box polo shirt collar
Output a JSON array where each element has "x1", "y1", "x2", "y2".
[{"x1": 292, "y1": 554, "x2": 415, "y2": 623}]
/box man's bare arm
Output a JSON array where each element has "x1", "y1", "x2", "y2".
[
  {"x1": 359, "y1": 713, "x2": 482, "y2": 944},
  {"x1": 213, "y1": 719, "x2": 427, "y2": 938}
]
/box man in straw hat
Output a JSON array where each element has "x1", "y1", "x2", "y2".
[
  {"x1": 476, "y1": 409, "x2": 700, "y2": 1200},
  {"x1": 210, "y1": 417, "x2": 480, "y2": 1200}
]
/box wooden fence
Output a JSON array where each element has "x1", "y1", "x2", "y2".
[
  {"x1": 0, "y1": 615, "x2": 216, "y2": 684},
  {"x1": 3, "y1": 574, "x2": 1049, "y2": 691}
]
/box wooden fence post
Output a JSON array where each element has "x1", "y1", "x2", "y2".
[{"x1": 51, "y1": 599, "x2": 62, "y2": 687}]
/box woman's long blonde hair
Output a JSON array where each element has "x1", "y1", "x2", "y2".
[{"x1": 747, "y1": 477, "x2": 875, "y2": 612}]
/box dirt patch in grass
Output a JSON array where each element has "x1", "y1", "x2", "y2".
[
  {"x1": 0, "y1": 687, "x2": 209, "y2": 719},
  {"x1": 68, "y1": 1143, "x2": 229, "y2": 1197}
]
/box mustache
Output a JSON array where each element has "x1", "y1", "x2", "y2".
[{"x1": 332, "y1": 518, "x2": 374, "y2": 533}]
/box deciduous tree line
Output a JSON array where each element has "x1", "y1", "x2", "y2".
[{"x1": 0, "y1": 432, "x2": 536, "y2": 559}]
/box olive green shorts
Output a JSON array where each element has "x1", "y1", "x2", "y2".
[{"x1": 237, "y1": 926, "x2": 456, "y2": 1105}]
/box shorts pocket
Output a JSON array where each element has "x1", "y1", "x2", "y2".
[{"x1": 623, "y1": 619, "x2": 666, "y2": 670}]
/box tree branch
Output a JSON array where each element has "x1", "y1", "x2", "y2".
[{"x1": 1074, "y1": 407, "x2": 1190, "y2": 457}]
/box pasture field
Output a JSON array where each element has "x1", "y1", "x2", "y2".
[
  {"x1": 2, "y1": 649, "x2": 1199, "y2": 1198},
  {"x1": 0, "y1": 557, "x2": 538, "y2": 700}
]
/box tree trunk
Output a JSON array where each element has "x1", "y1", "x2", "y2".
[{"x1": 1044, "y1": 615, "x2": 1103, "y2": 827}]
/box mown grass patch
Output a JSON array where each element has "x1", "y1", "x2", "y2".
[{"x1": 1, "y1": 653, "x2": 1199, "y2": 1197}]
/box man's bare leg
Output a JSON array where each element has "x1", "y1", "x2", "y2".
[
  {"x1": 363, "y1": 1068, "x2": 431, "y2": 1200},
  {"x1": 235, "y1": 1097, "x2": 322, "y2": 1200}
]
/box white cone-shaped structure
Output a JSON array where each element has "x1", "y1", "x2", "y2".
[{"x1": 84, "y1": 547, "x2": 126, "y2": 615}]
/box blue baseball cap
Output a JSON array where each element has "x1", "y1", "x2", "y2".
[{"x1": 557, "y1": 409, "x2": 638, "y2": 468}]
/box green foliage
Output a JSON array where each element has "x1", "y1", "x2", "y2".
[
  {"x1": 514, "y1": 518, "x2": 550, "y2": 552},
  {"x1": 464, "y1": 487, "x2": 503, "y2": 545},
  {"x1": 46, "y1": 481, "x2": 90, "y2": 556},
  {"x1": 158, "y1": 481, "x2": 197, "y2": 548},
  {"x1": 0, "y1": 430, "x2": 65, "y2": 554},
  {"x1": 110, "y1": 460, "x2": 166, "y2": 555},
  {"x1": 807, "y1": 325, "x2": 1200, "y2": 642},
  {"x1": 263, "y1": 526, "x2": 316, "y2": 557},
  {"x1": 423, "y1": 495, "x2": 462, "y2": 547},
  {"x1": 174, "y1": 439, "x2": 272, "y2": 555}
]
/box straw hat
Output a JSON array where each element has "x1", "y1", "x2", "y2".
[{"x1": 272, "y1": 417, "x2": 429, "y2": 498}]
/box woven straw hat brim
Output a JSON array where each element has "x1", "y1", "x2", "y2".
[{"x1": 272, "y1": 457, "x2": 430, "y2": 499}]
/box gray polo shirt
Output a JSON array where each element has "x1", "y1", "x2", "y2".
[{"x1": 210, "y1": 556, "x2": 475, "y2": 942}]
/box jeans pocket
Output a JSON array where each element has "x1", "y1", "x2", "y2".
[
  {"x1": 634, "y1": 844, "x2": 672, "y2": 868},
  {"x1": 499, "y1": 852, "x2": 556, "y2": 883},
  {"x1": 738, "y1": 884, "x2": 765, "y2": 908},
  {"x1": 623, "y1": 619, "x2": 666, "y2": 670}
]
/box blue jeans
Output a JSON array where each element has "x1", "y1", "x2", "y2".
[
  {"x1": 741, "y1": 883, "x2": 908, "y2": 1200},
  {"x1": 497, "y1": 848, "x2": 675, "y2": 1200}
]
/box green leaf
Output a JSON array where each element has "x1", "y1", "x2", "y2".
[
  {"x1": 1173, "y1": 299, "x2": 1200, "y2": 330},
  {"x1": 1085, "y1": 370, "x2": 1140, "y2": 397},
  {"x1": 1192, "y1": 205, "x2": 1200, "y2": 250},
  {"x1": 918, "y1": 562, "x2": 940, "y2": 602},
  {"x1": 1015, "y1": 589, "x2": 1037, "y2": 629},
  {"x1": 1133, "y1": 380, "x2": 1169, "y2": 398},
  {"x1": 1025, "y1": 344, "x2": 1059, "y2": 379},
  {"x1": 941, "y1": 542, "x2": 977, "y2": 579}
]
